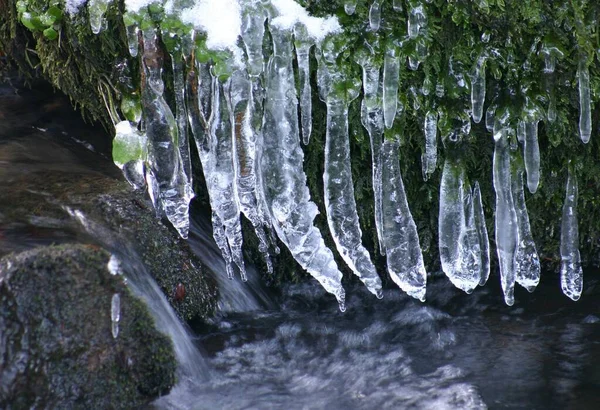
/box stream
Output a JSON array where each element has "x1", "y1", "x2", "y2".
[{"x1": 2, "y1": 78, "x2": 600, "y2": 410}]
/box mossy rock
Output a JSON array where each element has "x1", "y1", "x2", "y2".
[{"x1": 0, "y1": 244, "x2": 176, "y2": 408}]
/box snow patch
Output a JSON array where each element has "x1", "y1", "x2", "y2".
[
  {"x1": 271, "y1": 0, "x2": 341, "y2": 41},
  {"x1": 181, "y1": 0, "x2": 242, "y2": 51}
]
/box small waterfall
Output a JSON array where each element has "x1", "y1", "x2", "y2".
[
  {"x1": 187, "y1": 205, "x2": 276, "y2": 313},
  {"x1": 66, "y1": 208, "x2": 209, "y2": 382}
]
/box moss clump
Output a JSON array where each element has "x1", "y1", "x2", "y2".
[{"x1": 0, "y1": 244, "x2": 176, "y2": 408}]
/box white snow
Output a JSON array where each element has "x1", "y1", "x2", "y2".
[
  {"x1": 271, "y1": 0, "x2": 341, "y2": 41},
  {"x1": 64, "y1": 0, "x2": 86, "y2": 15},
  {"x1": 181, "y1": 0, "x2": 242, "y2": 50},
  {"x1": 124, "y1": 0, "x2": 156, "y2": 13}
]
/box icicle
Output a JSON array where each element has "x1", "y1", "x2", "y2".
[
  {"x1": 344, "y1": 0, "x2": 357, "y2": 15},
  {"x1": 260, "y1": 26, "x2": 345, "y2": 310},
  {"x1": 492, "y1": 111, "x2": 518, "y2": 306},
  {"x1": 88, "y1": 0, "x2": 110, "y2": 34},
  {"x1": 294, "y1": 26, "x2": 313, "y2": 145},
  {"x1": 317, "y1": 56, "x2": 383, "y2": 299},
  {"x1": 141, "y1": 28, "x2": 193, "y2": 238},
  {"x1": 241, "y1": 3, "x2": 266, "y2": 77},
  {"x1": 438, "y1": 158, "x2": 481, "y2": 294},
  {"x1": 210, "y1": 78, "x2": 247, "y2": 281},
  {"x1": 470, "y1": 55, "x2": 487, "y2": 124},
  {"x1": 383, "y1": 46, "x2": 400, "y2": 129},
  {"x1": 356, "y1": 47, "x2": 385, "y2": 256},
  {"x1": 577, "y1": 57, "x2": 591, "y2": 144},
  {"x1": 369, "y1": 0, "x2": 382, "y2": 31},
  {"x1": 560, "y1": 167, "x2": 583, "y2": 301},
  {"x1": 381, "y1": 136, "x2": 427, "y2": 301},
  {"x1": 408, "y1": 3, "x2": 426, "y2": 39},
  {"x1": 171, "y1": 47, "x2": 193, "y2": 183},
  {"x1": 473, "y1": 182, "x2": 490, "y2": 286},
  {"x1": 422, "y1": 110, "x2": 437, "y2": 181},
  {"x1": 520, "y1": 119, "x2": 540, "y2": 194},
  {"x1": 229, "y1": 70, "x2": 273, "y2": 273},
  {"x1": 512, "y1": 154, "x2": 540, "y2": 292},
  {"x1": 111, "y1": 293, "x2": 120, "y2": 339}
]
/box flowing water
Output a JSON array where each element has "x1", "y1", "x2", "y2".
[{"x1": 2, "y1": 79, "x2": 600, "y2": 409}]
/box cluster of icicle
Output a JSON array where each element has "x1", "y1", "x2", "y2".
[{"x1": 102, "y1": 0, "x2": 586, "y2": 309}]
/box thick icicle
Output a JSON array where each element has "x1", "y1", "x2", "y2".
[
  {"x1": 383, "y1": 46, "x2": 400, "y2": 129},
  {"x1": 492, "y1": 112, "x2": 518, "y2": 306},
  {"x1": 209, "y1": 78, "x2": 247, "y2": 281},
  {"x1": 473, "y1": 182, "x2": 490, "y2": 286},
  {"x1": 519, "y1": 119, "x2": 540, "y2": 194},
  {"x1": 87, "y1": 0, "x2": 110, "y2": 34},
  {"x1": 317, "y1": 57, "x2": 383, "y2": 299},
  {"x1": 171, "y1": 47, "x2": 193, "y2": 183},
  {"x1": 356, "y1": 46, "x2": 385, "y2": 256},
  {"x1": 111, "y1": 293, "x2": 120, "y2": 339},
  {"x1": 422, "y1": 110, "x2": 438, "y2": 180},
  {"x1": 141, "y1": 28, "x2": 192, "y2": 238},
  {"x1": 344, "y1": 0, "x2": 357, "y2": 15},
  {"x1": 511, "y1": 155, "x2": 540, "y2": 292},
  {"x1": 259, "y1": 26, "x2": 345, "y2": 310},
  {"x1": 560, "y1": 168, "x2": 583, "y2": 301},
  {"x1": 295, "y1": 27, "x2": 313, "y2": 145},
  {"x1": 578, "y1": 57, "x2": 592, "y2": 144},
  {"x1": 438, "y1": 159, "x2": 481, "y2": 294},
  {"x1": 470, "y1": 55, "x2": 487, "y2": 124},
  {"x1": 381, "y1": 136, "x2": 427, "y2": 301},
  {"x1": 408, "y1": 3, "x2": 426, "y2": 39},
  {"x1": 228, "y1": 70, "x2": 273, "y2": 273},
  {"x1": 369, "y1": 0, "x2": 382, "y2": 31}
]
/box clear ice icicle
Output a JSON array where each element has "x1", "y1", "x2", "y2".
[
  {"x1": 295, "y1": 27, "x2": 313, "y2": 145},
  {"x1": 512, "y1": 155, "x2": 540, "y2": 292},
  {"x1": 171, "y1": 49, "x2": 193, "y2": 183},
  {"x1": 88, "y1": 0, "x2": 110, "y2": 34},
  {"x1": 317, "y1": 58, "x2": 383, "y2": 299},
  {"x1": 521, "y1": 120, "x2": 540, "y2": 193},
  {"x1": 470, "y1": 55, "x2": 487, "y2": 124},
  {"x1": 493, "y1": 116, "x2": 518, "y2": 306},
  {"x1": 473, "y1": 182, "x2": 490, "y2": 286},
  {"x1": 560, "y1": 168, "x2": 583, "y2": 301},
  {"x1": 369, "y1": 0, "x2": 382, "y2": 31},
  {"x1": 141, "y1": 28, "x2": 192, "y2": 238},
  {"x1": 344, "y1": 0, "x2": 357, "y2": 15},
  {"x1": 111, "y1": 293, "x2": 120, "y2": 339},
  {"x1": 577, "y1": 57, "x2": 591, "y2": 144},
  {"x1": 228, "y1": 70, "x2": 273, "y2": 273},
  {"x1": 383, "y1": 47, "x2": 400, "y2": 129},
  {"x1": 438, "y1": 158, "x2": 481, "y2": 294},
  {"x1": 422, "y1": 110, "x2": 438, "y2": 181},
  {"x1": 260, "y1": 27, "x2": 345, "y2": 310},
  {"x1": 408, "y1": 4, "x2": 426, "y2": 39},
  {"x1": 241, "y1": 2, "x2": 266, "y2": 77},
  {"x1": 381, "y1": 136, "x2": 427, "y2": 301},
  {"x1": 357, "y1": 48, "x2": 385, "y2": 256}
]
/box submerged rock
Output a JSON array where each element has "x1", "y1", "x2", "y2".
[{"x1": 0, "y1": 244, "x2": 176, "y2": 408}]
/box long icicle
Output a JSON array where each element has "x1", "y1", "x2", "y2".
[
  {"x1": 381, "y1": 134, "x2": 427, "y2": 301},
  {"x1": 473, "y1": 182, "x2": 490, "y2": 286},
  {"x1": 140, "y1": 27, "x2": 192, "y2": 238},
  {"x1": 492, "y1": 111, "x2": 518, "y2": 306},
  {"x1": 511, "y1": 152, "x2": 540, "y2": 292},
  {"x1": 317, "y1": 54, "x2": 383, "y2": 299},
  {"x1": 259, "y1": 25, "x2": 345, "y2": 310},
  {"x1": 560, "y1": 166, "x2": 583, "y2": 301},
  {"x1": 356, "y1": 45, "x2": 385, "y2": 256}
]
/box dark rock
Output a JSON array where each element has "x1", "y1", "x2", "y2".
[{"x1": 0, "y1": 244, "x2": 176, "y2": 409}]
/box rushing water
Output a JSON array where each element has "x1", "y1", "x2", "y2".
[{"x1": 2, "y1": 78, "x2": 600, "y2": 410}]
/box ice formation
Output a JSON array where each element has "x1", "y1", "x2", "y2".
[
  {"x1": 111, "y1": 293, "x2": 121, "y2": 339},
  {"x1": 381, "y1": 136, "x2": 427, "y2": 301},
  {"x1": 99, "y1": 0, "x2": 593, "y2": 307},
  {"x1": 317, "y1": 52, "x2": 383, "y2": 299},
  {"x1": 560, "y1": 168, "x2": 583, "y2": 301},
  {"x1": 438, "y1": 158, "x2": 481, "y2": 294}
]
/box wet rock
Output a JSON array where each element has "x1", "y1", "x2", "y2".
[{"x1": 0, "y1": 244, "x2": 176, "y2": 408}]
